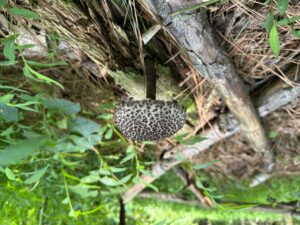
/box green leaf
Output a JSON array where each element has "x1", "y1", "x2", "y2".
[
  {"x1": 268, "y1": 130, "x2": 279, "y2": 139},
  {"x1": 174, "y1": 133, "x2": 189, "y2": 142},
  {"x1": 0, "y1": 85, "x2": 28, "y2": 93},
  {"x1": 132, "y1": 175, "x2": 139, "y2": 184},
  {"x1": 24, "y1": 166, "x2": 48, "y2": 184},
  {"x1": 292, "y1": 29, "x2": 300, "y2": 39},
  {"x1": 69, "y1": 135, "x2": 95, "y2": 151},
  {"x1": 0, "y1": 94, "x2": 14, "y2": 104},
  {"x1": 23, "y1": 64, "x2": 34, "y2": 79},
  {"x1": 55, "y1": 134, "x2": 100, "y2": 153},
  {"x1": 5, "y1": 167, "x2": 16, "y2": 180},
  {"x1": 54, "y1": 136, "x2": 85, "y2": 153},
  {"x1": 264, "y1": 11, "x2": 274, "y2": 32},
  {"x1": 19, "y1": 44, "x2": 36, "y2": 50},
  {"x1": 67, "y1": 117, "x2": 100, "y2": 137},
  {"x1": 10, "y1": 101, "x2": 39, "y2": 112},
  {"x1": 43, "y1": 98, "x2": 80, "y2": 115},
  {"x1": 0, "y1": 0, "x2": 7, "y2": 8},
  {"x1": 3, "y1": 36, "x2": 16, "y2": 61},
  {"x1": 110, "y1": 167, "x2": 127, "y2": 173},
  {"x1": 172, "y1": 0, "x2": 222, "y2": 15},
  {"x1": 99, "y1": 168, "x2": 111, "y2": 176},
  {"x1": 1, "y1": 125, "x2": 14, "y2": 136},
  {"x1": 218, "y1": 203, "x2": 256, "y2": 211},
  {"x1": 99, "y1": 177, "x2": 120, "y2": 187},
  {"x1": 195, "y1": 180, "x2": 205, "y2": 189},
  {"x1": 104, "y1": 128, "x2": 113, "y2": 139},
  {"x1": 276, "y1": 16, "x2": 300, "y2": 26},
  {"x1": 193, "y1": 159, "x2": 219, "y2": 170},
  {"x1": 80, "y1": 172, "x2": 100, "y2": 183},
  {"x1": 9, "y1": 7, "x2": 40, "y2": 20},
  {"x1": 69, "y1": 185, "x2": 98, "y2": 199},
  {"x1": 179, "y1": 135, "x2": 206, "y2": 145},
  {"x1": 269, "y1": 24, "x2": 281, "y2": 56},
  {"x1": 0, "y1": 137, "x2": 46, "y2": 167},
  {"x1": 120, "y1": 145, "x2": 136, "y2": 164},
  {"x1": 120, "y1": 152, "x2": 135, "y2": 164},
  {"x1": 0, "y1": 103, "x2": 18, "y2": 122},
  {"x1": 26, "y1": 60, "x2": 68, "y2": 68},
  {"x1": 264, "y1": 0, "x2": 271, "y2": 5},
  {"x1": 0, "y1": 61, "x2": 17, "y2": 67},
  {"x1": 99, "y1": 102, "x2": 115, "y2": 111},
  {"x1": 276, "y1": 0, "x2": 289, "y2": 14},
  {"x1": 119, "y1": 174, "x2": 133, "y2": 184},
  {"x1": 142, "y1": 180, "x2": 158, "y2": 192},
  {"x1": 97, "y1": 113, "x2": 113, "y2": 120},
  {"x1": 68, "y1": 209, "x2": 81, "y2": 218},
  {"x1": 23, "y1": 64, "x2": 64, "y2": 89}
]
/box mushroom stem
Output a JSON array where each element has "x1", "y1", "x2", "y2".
[{"x1": 145, "y1": 58, "x2": 156, "y2": 100}]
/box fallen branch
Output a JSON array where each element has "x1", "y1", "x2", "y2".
[
  {"x1": 140, "y1": 0, "x2": 273, "y2": 170},
  {"x1": 122, "y1": 77, "x2": 300, "y2": 203}
]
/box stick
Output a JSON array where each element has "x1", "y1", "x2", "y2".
[{"x1": 174, "y1": 167, "x2": 213, "y2": 207}]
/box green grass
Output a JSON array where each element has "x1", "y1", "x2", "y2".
[
  {"x1": 127, "y1": 198, "x2": 287, "y2": 225},
  {"x1": 154, "y1": 169, "x2": 300, "y2": 205},
  {"x1": 1, "y1": 173, "x2": 295, "y2": 225},
  {"x1": 0, "y1": 177, "x2": 119, "y2": 225},
  {"x1": 213, "y1": 175, "x2": 300, "y2": 205}
]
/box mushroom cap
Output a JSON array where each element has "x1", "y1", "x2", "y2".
[{"x1": 114, "y1": 99, "x2": 186, "y2": 141}]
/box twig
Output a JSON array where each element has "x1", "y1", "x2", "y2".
[
  {"x1": 119, "y1": 198, "x2": 126, "y2": 225},
  {"x1": 174, "y1": 167, "x2": 213, "y2": 207}
]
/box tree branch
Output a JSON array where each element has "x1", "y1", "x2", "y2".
[{"x1": 174, "y1": 167, "x2": 213, "y2": 207}]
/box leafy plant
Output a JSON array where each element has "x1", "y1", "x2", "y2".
[
  {"x1": 264, "y1": 0, "x2": 300, "y2": 56},
  {"x1": 174, "y1": 133, "x2": 206, "y2": 145}
]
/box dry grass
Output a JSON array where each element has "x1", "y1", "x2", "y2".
[
  {"x1": 211, "y1": 1, "x2": 300, "y2": 85},
  {"x1": 191, "y1": 97, "x2": 300, "y2": 179}
]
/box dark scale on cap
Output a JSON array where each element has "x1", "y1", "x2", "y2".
[{"x1": 114, "y1": 99, "x2": 186, "y2": 141}]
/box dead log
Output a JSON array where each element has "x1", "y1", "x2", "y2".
[
  {"x1": 139, "y1": 0, "x2": 273, "y2": 170},
  {"x1": 122, "y1": 71, "x2": 300, "y2": 203}
]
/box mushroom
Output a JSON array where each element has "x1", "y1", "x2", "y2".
[{"x1": 114, "y1": 59, "x2": 186, "y2": 141}]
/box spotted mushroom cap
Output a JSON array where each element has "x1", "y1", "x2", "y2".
[{"x1": 114, "y1": 99, "x2": 186, "y2": 141}]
